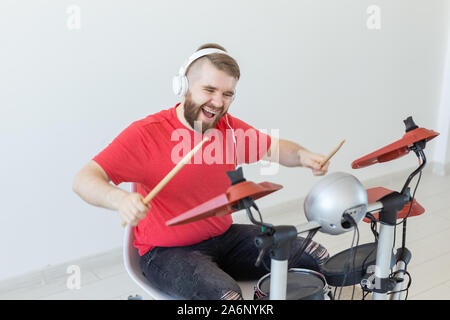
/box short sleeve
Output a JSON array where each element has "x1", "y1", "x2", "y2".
[
  {"x1": 227, "y1": 115, "x2": 272, "y2": 164},
  {"x1": 92, "y1": 122, "x2": 147, "y2": 186}
]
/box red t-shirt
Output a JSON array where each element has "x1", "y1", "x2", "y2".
[{"x1": 93, "y1": 104, "x2": 271, "y2": 255}]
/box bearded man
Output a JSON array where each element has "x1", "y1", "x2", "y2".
[{"x1": 73, "y1": 43, "x2": 330, "y2": 300}]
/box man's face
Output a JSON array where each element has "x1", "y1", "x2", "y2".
[{"x1": 183, "y1": 61, "x2": 237, "y2": 133}]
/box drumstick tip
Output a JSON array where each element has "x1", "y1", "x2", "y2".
[{"x1": 319, "y1": 138, "x2": 346, "y2": 168}]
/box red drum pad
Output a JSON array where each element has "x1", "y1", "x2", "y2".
[
  {"x1": 166, "y1": 181, "x2": 283, "y2": 226},
  {"x1": 363, "y1": 187, "x2": 425, "y2": 223},
  {"x1": 352, "y1": 128, "x2": 439, "y2": 169}
]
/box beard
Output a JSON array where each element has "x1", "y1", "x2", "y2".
[{"x1": 183, "y1": 93, "x2": 226, "y2": 133}]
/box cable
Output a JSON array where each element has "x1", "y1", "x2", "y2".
[
  {"x1": 392, "y1": 223, "x2": 397, "y2": 275},
  {"x1": 253, "y1": 204, "x2": 266, "y2": 232},
  {"x1": 337, "y1": 228, "x2": 356, "y2": 300},
  {"x1": 337, "y1": 214, "x2": 359, "y2": 300},
  {"x1": 350, "y1": 222, "x2": 360, "y2": 300},
  {"x1": 251, "y1": 205, "x2": 271, "y2": 272},
  {"x1": 372, "y1": 156, "x2": 422, "y2": 229},
  {"x1": 288, "y1": 228, "x2": 318, "y2": 269},
  {"x1": 340, "y1": 213, "x2": 361, "y2": 300},
  {"x1": 396, "y1": 170, "x2": 422, "y2": 226},
  {"x1": 387, "y1": 269, "x2": 412, "y2": 299},
  {"x1": 362, "y1": 290, "x2": 370, "y2": 300},
  {"x1": 261, "y1": 255, "x2": 271, "y2": 272},
  {"x1": 225, "y1": 113, "x2": 238, "y2": 168},
  {"x1": 367, "y1": 213, "x2": 379, "y2": 242}
]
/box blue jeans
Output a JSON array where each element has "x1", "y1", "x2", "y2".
[{"x1": 139, "y1": 224, "x2": 329, "y2": 300}]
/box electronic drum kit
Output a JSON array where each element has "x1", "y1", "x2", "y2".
[{"x1": 164, "y1": 116, "x2": 438, "y2": 300}]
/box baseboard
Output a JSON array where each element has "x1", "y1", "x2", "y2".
[{"x1": 0, "y1": 246, "x2": 123, "y2": 286}]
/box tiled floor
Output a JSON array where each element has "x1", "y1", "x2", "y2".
[{"x1": 1, "y1": 169, "x2": 449, "y2": 300}]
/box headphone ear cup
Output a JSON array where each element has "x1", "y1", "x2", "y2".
[
  {"x1": 173, "y1": 75, "x2": 188, "y2": 98},
  {"x1": 172, "y1": 75, "x2": 182, "y2": 97},
  {"x1": 179, "y1": 75, "x2": 188, "y2": 97}
]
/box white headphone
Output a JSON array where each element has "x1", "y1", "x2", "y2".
[{"x1": 172, "y1": 48, "x2": 236, "y2": 100}]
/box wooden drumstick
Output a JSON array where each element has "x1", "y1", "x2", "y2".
[
  {"x1": 121, "y1": 136, "x2": 210, "y2": 227},
  {"x1": 320, "y1": 139, "x2": 345, "y2": 169}
]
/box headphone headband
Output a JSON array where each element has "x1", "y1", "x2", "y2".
[{"x1": 178, "y1": 48, "x2": 230, "y2": 76}]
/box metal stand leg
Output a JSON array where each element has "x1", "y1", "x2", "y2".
[
  {"x1": 269, "y1": 259, "x2": 288, "y2": 300},
  {"x1": 390, "y1": 260, "x2": 406, "y2": 300},
  {"x1": 370, "y1": 190, "x2": 411, "y2": 300},
  {"x1": 254, "y1": 225, "x2": 298, "y2": 300},
  {"x1": 372, "y1": 224, "x2": 395, "y2": 300},
  {"x1": 390, "y1": 247, "x2": 411, "y2": 300}
]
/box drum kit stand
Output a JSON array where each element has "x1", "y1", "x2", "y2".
[{"x1": 164, "y1": 116, "x2": 439, "y2": 300}]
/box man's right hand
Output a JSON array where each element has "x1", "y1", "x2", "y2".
[
  {"x1": 72, "y1": 161, "x2": 151, "y2": 226},
  {"x1": 118, "y1": 193, "x2": 151, "y2": 226}
]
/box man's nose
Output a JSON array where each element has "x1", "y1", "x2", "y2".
[{"x1": 210, "y1": 92, "x2": 225, "y2": 109}]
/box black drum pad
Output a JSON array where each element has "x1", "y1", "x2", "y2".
[{"x1": 321, "y1": 242, "x2": 396, "y2": 287}]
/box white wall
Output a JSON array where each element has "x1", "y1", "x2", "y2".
[
  {"x1": 1, "y1": 0, "x2": 449, "y2": 281},
  {"x1": 434, "y1": 2, "x2": 450, "y2": 175}
]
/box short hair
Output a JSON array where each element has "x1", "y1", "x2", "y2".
[{"x1": 186, "y1": 43, "x2": 240, "y2": 80}]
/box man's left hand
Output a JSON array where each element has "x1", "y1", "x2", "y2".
[{"x1": 298, "y1": 149, "x2": 329, "y2": 176}]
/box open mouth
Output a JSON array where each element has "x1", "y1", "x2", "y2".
[{"x1": 201, "y1": 106, "x2": 219, "y2": 120}]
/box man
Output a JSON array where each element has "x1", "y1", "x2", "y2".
[{"x1": 72, "y1": 43, "x2": 330, "y2": 300}]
